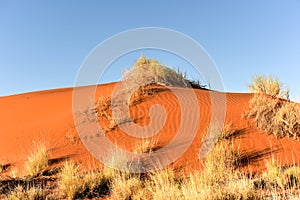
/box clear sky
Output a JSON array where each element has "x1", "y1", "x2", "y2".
[{"x1": 1, "y1": 1, "x2": 299, "y2": 100}]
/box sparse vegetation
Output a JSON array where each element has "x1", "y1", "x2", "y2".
[
  {"x1": 248, "y1": 75, "x2": 290, "y2": 99},
  {"x1": 89, "y1": 56, "x2": 206, "y2": 133},
  {"x1": 0, "y1": 164, "x2": 4, "y2": 173},
  {"x1": 247, "y1": 75, "x2": 300, "y2": 139},
  {"x1": 2, "y1": 124, "x2": 300, "y2": 199},
  {"x1": 274, "y1": 101, "x2": 300, "y2": 139},
  {"x1": 133, "y1": 138, "x2": 158, "y2": 154},
  {"x1": 59, "y1": 162, "x2": 108, "y2": 199},
  {"x1": 24, "y1": 142, "x2": 49, "y2": 177},
  {"x1": 4, "y1": 185, "x2": 46, "y2": 200}
]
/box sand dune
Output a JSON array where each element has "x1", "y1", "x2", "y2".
[{"x1": 1, "y1": 82, "x2": 300, "y2": 175}]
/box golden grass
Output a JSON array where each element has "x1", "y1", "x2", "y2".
[
  {"x1": 59, "y1": 162, "x2": 81, "y2": 199},
  {"x1": 274, "y1": 101, "x2": 300, "y2": 139},
  {"x1": 9, "y1": 168, "x2": 19, "y2": 179},
  {"x1": 0, "y1": 164, "x2": 4, "y2": 173},
  {"x1": 133, "y1": 138, "x2": 158, "y2": 154},
  {"x1": 59, "y1": 162, "x2": 108, "y2": 199},
  {"x1": 24, "y1": 142, "x2": 49, "y2": 177},
  {"x1": 248, "y1": 74, "x2": 290, "y2": 99},
  {"x1": 4, "y1": 185, "x2": 46, "y2": 200},
  {"x1": 3, "y1": 141, "x2": 300, "y2": 199},
  {"x1": 145, "y1": 168, "x2": 182, "y2": 199},
  {"x1": 123, "y1": 56, "x2": 189, "y2": 88},
  {"x1": 110, "y1": 172, "x2": 144, "y2": 200},
  {"x1": 246, "y1": 94, "x2": 300, "y2": 139},
  {"x1": 255, "y1": 159, "x2": 300, "y2": 199}
]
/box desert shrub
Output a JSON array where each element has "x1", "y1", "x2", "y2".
[
  {"x1": 248, "y1": 75, "x2": 290, "y2": 99},
  {"x1": 59, "y1": 162, "x2": 108, "y2": 199},
  {"x1": 190, "y1": 135, "x2": 258, "y2": 199},
  {"x1": 247, "y1": 75, "x2": 300, "y2": 138},
  {"x1": 246, "y1": 95, "x2": 281, "y2": 135},
  {"x1": 123, "y1": 56, "x2": 206, "y2": 91},
  {"x1": 4, "y1": 185, "x2": 46, "y2": 200},
  {"x1": 59, "y1": 162, "x2": 82, "y2": 199},
  {"x1": 259, "y1": 158, "x2": 300, "y2": 193},
  {"x1": 133, "y1": 138, "x2": 158, "y2": 154},
  {"x1": 274, "y1": 101, "x2": 300, "y2": 139},
  {"x1": 110, "y1": 173, "x2": 144, "y2": 200},
  {"x1": 125, "y1": 56, "x2": 188, "y2": 87},
  {"x1": 203, "y1": 141, "x2": 241, "y2": 184},
  {"x1": 144, "y1": 168, "x2": 182, "y2": 199},
  {"x1": 261, "y1": 157, "x2": 285, "y2": 190},
  {"x1": 24, "y1": 143, "x2": 49, "y2": 177},
  {"x1": 91, "y1": 56, "x2": 206, "y2": 133},
  {"x1": 246, "y1": 93, "x2": 300, "y2": 138},
  {"x1": 283, "y1": 166, "x2": 300, "y2": 188}
]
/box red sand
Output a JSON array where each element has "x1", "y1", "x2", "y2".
[{"x1": 1, "y1": 82, "x2": 300, "y2": 175}]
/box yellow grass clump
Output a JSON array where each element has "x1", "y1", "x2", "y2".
[
  {"x1": 133, "y1": 138, "x2": 158, "y2": 154},
  {"x1": 4, "y1": 185, "x2": 46, "y2": 200},
  {"x1": 59, "y1": 162, "x2": 108, "y2": 199},
  {"x1": 24, "y1": 142, "x2": 49, "y2": 177},
  {"x1": 248, "y1": 75, "x2": 290, "y2": 99},
  {"x1": 274, "y1": 101, "x2": 300, "y2": 139},
  {"x1": 247, "y1": 75, "x2": 300, "y2": 139}
]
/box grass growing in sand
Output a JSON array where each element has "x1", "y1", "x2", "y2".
[
  {"x1": 247, "y1": 75, "x2": 300, "y2": 139},
  {"x1": 3, "y1": 124, "x2": 300, "y2": 199},
  {"x1": 4, "y1": 185, "x2": 46, "y2": 200},
  {"x1": 59, "y1": 162, "x2": 111, "y2": 199},
  {"x1": 248, "y1": 74, "x2": 290, "y2": 99},
  {"x1": 0, "y1": 164, "x2": 4, "y2": 173},
  {"x1": 24, "y1": 142, "x2": 49, "y2": 177}
]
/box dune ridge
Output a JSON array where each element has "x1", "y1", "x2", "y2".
[{"x1": 1, "y1": 82, "x2": 300, "y2": 175}]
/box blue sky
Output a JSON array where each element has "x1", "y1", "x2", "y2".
[{"x1": 0, "y1": 1, "x2": 299, "y2": 100}]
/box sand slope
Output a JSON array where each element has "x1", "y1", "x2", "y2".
[{"x1": 1, "y1": 82, "x2": 300, "y2": 174}]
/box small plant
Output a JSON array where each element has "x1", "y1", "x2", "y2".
[
  {"x1": 274, "y1": 101, "x2": 300, "y2": 139},
  {"x1": 10, "y1": 168, "x2": 19, "y2": 179},
  {"x1": 59, "y1": 162, "x2": 108, "y2": 199},
  {"x1": 59, "y1": 162, "x2": 82, "y2": 199},
  {"x1": 25, "y1": 142, "x2": 49, "y2": 177},
  {"x1": 65, "y1": 130, "x2": 80, "y2": 145},
  {"x1": 246, "y1": 93, "x2": 300, "y2": 139},
  {"x1": 246, "y1": 94, "x2": 280, "y2": 135},
  {"x1": 4, "y1": 185, "x2": 46, "y2": 200},
  {"x1": 145, "y1": 168, "x2": 182, "y2": 199},
  {"x1": 246, "y1": 75, "x2": 300, "y2": 138},
  {"x1": 261, "y1": 157, "x2": 285, "y2": 190},
  {"x1": 110, "y1": 172, "x2": 144, "y2": 200},
  {"x1": 203, "y1": 141, "x2": 241, "y2": 184},
  {"x1": 283, "y1": 166, "x2": 300, "y2": 188},
  {"x1": 248, "y1": 74, "x2": 290, "y2": 99},
  {"x1": 133, "y1": 138, "x2": 158, "y2": 154},
  {"x1": 0, "y1": 164, "x2": 4, "y2": 173}
]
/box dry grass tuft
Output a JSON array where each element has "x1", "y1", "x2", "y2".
[
  {"x1": 59, "y1": 162, "x2": 81, "y2": 199},
  {"x1": 133, "y1": 138, "x2": 158, "y2": 154},
  {"x1": 4, "y1": 185, "x2": 46, "y2": 200},
  {"x1": 246, "y1": 75, "x2": 300, "y2": 138},
  {"x1": 246, "y1": 94, "x2": 300, "y2": 139},
  {"x1": 110, "y1": 172, "x2": 144, "y2": 200},
  {"x1": 59, "y1": 162, "x2": 108, "y2": 199},
  {"x1": 0, "y1": 164, "x2": 4, "y2": 173},
  {"x1": 144, "y1": 168, "x2": 182, "y2": 199},
  {"x1": 259, "y1": 157, "x2": 300, "y2": 193},
  {"x1": 246, "y1": 94, "x2": 280, "y2": 134},
  {"x1": 248, "y1": 74, "x2": 290, "y2": 99},
  {"x1": 24, "y1": 142, "x2": 49, "y2": 177},
  {"x1": 274, "y1": 101, "x2": 300, "y2": 139}
]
